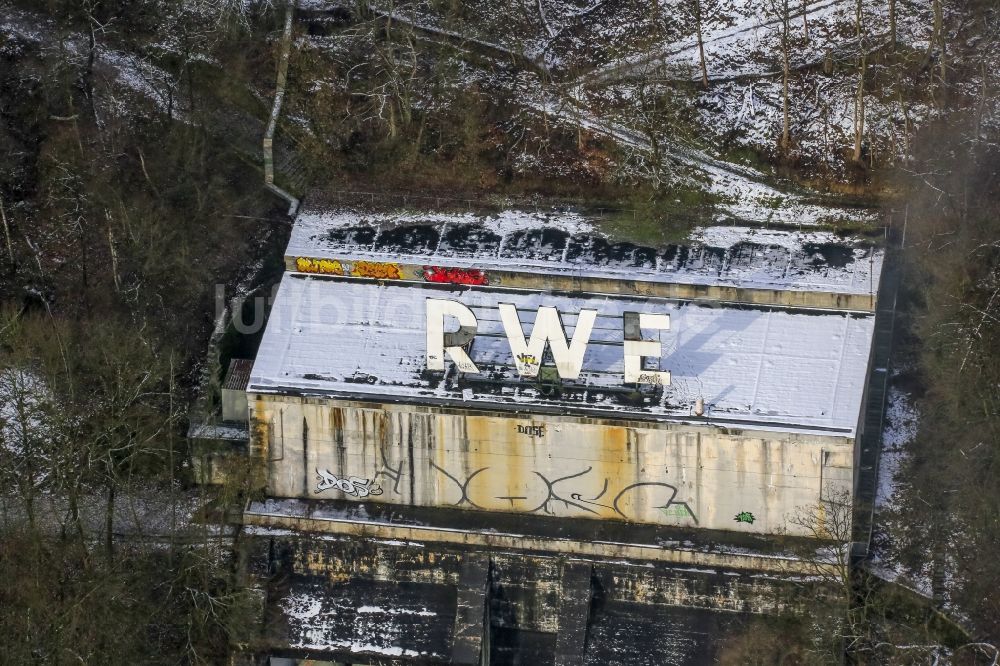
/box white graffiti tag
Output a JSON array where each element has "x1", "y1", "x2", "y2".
[{"x1": 315, "y1": 469, "x2": 384, "y2": 498}]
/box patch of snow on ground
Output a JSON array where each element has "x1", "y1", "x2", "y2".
[
  {"x1": 690, "y1": 224, "x2": 846, "y2": 250},
  {"x1": 875, "y1": 386, "x2": 918, "y2": 509},
  {"x1": 546, "y1": 93, "x2": 877, "y2": 226},
  {"x1": 869, "y1": 382, "x2": 934, "y2": 599}
]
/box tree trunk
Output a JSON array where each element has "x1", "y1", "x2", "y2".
[
  {"x1": 781, "y1": 54, "x2": 790, "y2": 151},
  {"x1": 976, "y1": 61, "x2": 989, "y2": 143},
  {"x1": 187, "y1": 57, "x2": 195, "y2": 115},
  {"x1": 937, "y1": 27, "x2": 947, "y2": 105},
  {"x1": 779, "y1": 0, "x2": 791, "y2": 152},
  {"x1": 77, "y1": 210, "x2": 89, "y2": 305},
  {"x1": 695, "y1": 0, "x2": 709, "y2": 87},
  {"x1": 0, "y1": 196, "x2": 13, "y2": 265},
  {"x1": 853, "y1": 55, "x2": 866, "y2": 163},
  {"x1": 896, "y1": 74, "x2": 911, "y2": 157},
  {"x1": 105, "y1": 482, "x2": 115, "y2": 562},
  {"x1": 853, "y1": 0, "x2": 865, "y2": 163},
  {"x1": 801, "y1": 0, "x2": 809, "y2": 41},
  {"x1": 413, "y1": 114, "x2": 427, "y2": 163},
  {"x1": 67, "y1": 486, "x2": 90, "y2": 566},
  {"x1": 924, "y1": 0, "x2": 942, "y2": 67},
  {"x1": 107, "y1": 225, "x2": 120, "y2": 292},
  {"x1": 85, "y1": 25, "x2": 97, "y2": 119},
  {"x1": 933, "y1": 0, "x2": 943, "y2": 54},
  {"x1": 888, "y1": 0, "x2": 896, "y2": 50}
]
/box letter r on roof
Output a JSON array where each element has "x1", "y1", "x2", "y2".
[{"x1": 426, "y1": 298, "x2": 480, "y2": 373}]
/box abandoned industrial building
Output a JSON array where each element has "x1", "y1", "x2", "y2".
[{"x1": 196, "y1": 207, "x2": 888, "y2": 664}]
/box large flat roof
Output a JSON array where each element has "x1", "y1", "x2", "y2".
[
  {"x1": 248, "y1": 273, "x2": 876, "y2": 436},
  {"x1": 287, "y1": 209, "x2": 883, "y2": 298}
]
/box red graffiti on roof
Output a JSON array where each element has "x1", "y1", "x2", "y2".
[{"x1": 423, "y1": 266, "x2": 489, "y2": 286}]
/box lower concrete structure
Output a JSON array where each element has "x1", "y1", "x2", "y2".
[{"x1": 248, "y1": 521, "x2": 836, "y2": 665}]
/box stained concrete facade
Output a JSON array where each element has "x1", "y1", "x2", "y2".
[
  {"x1": 230, "y1": 210, "x2": 883, "y2": 664},
  {"x1": 249, "y1": 396, "x2": 855, "y2": 537}
]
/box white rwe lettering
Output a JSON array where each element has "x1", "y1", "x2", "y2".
[{"x1": 498, "y1": 304, "x2": 597, "y2": 379}]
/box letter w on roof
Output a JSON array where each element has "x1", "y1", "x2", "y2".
[{"x1": 498, "y1": 304, "x2": 597, "y2": 380}]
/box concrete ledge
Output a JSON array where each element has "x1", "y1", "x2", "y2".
[
  {"x1": 282, "y1": 259, "x2": 877, "y2": 312},
  {"x1": 242, "y1": 506, "x2": 838, "y2": 577}
]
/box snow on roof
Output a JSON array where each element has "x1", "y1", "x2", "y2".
[
  {"x1": 249, "y1": 273, "x2": 876, "y2": 436},
  {"x1": 286, "y1": 208, "x2": 883, "y2": 298}
]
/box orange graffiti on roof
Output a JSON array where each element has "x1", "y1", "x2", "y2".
[
  {"x1": 351, "y1": 260, "x2": 401, "y2": 280},
  {"x1": 296, "y1": 257, "x2": 345, "y2": 275}
]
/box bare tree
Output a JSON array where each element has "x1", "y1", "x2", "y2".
[
  {"x1": 693, "y1": 0, "x2": 709, "y2": 87},
  {"x1": 788, "y1": 489, "x2": 853, "y2": 589},
  {"x1": 0, "y1": 365, "x2": 55, "y2": 531},
  {"x1": 193, "y1": 0, "x2": 276, "y2": 30},
  {"x1": 633, "y1": 79, "x2": 669, "y2": 187},
  {"x1": 766, "y1": 0, "x2": 793, "y2": 153},
  {"x1": 786, "y1": 489, "x2": 884, "y2": 658},
  {"x1": 924, "y1": 0, "x2": 943, "y2": 67},
  {"x1": 852, "y1": 0, "x2": 867, "y2": 163},
  {"x1": 344, "y1": 7, "x2": 422, "y2": 141},
  {"x1": 888, "y1": 0, "x2": 896, "y2": 50},
  {"x1": 680, "y1": 0, "x2": 723, "y2": 88}
]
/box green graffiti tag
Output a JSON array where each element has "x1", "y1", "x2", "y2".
[
  {"x1": 734, "y1": 511, "x2": 756, "y2": 524},
  {"x1": 660, "y1": 504, "x2": 697, "y2": 520}
]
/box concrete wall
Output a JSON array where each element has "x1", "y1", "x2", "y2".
[
  {"x1": 222, "y1": 387, "x2": 249, "y2": 422},
  {"x1": 257, "y1": 536, "x2": 820, "y2": 620},
  {"x1": 249, "y1": 394, "x2": 854, "y2": 537},
  {"x1": 284, "y1": 257, "x2": 876, "y2": 312},
  {"x1": 250, "y1": 534, "x2": 834, "y2": 665}
]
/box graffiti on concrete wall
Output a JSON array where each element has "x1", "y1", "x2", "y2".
[
  {"x1": 312, "y1": 416, "x2": 700, "y2": 526},
  {"x1": 427, "y1": 462, "x2": 698, "y2": 525},
  {"x1": 734, "y1": 511, "x2": 755, "y2": 524},
  {"x1": 428, "y1": 462, "x2": 488, "y2": 508},
  {"x1": 660, "y1": 503, "x2": 698, "y2": 520},
  {"x1": 296, "y1": 257, "x2": 345, "y2": 275},
  {"x1": 374, "y1": 439, "x2": 406, "y2": 496},
  {"x1": 315, "y1": 468, "x2": 383, "y2": 498},
  {"x1": 351, "y1": 260, "x2": 401, "y2": 280},
  {"x1": 423, "y1": 265, "x2": 489, "y2": 286},
  {"x1": 294, "y1": 257, "x2": 403, "y2": 280},
  {"x1": 293, "y1": 258, "x2": 496, "y2": 285}
]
